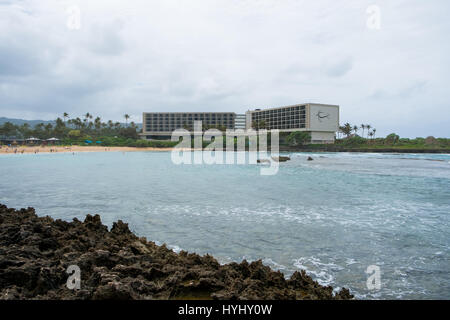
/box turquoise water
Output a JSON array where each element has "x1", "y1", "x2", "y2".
[{"x1": 1, "y1": 151, "x2": 449, "y2": 299}]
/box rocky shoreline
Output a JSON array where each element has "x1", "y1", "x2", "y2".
[{"x1": 0, "y1": 204, "x2": 353, "y2": 300}]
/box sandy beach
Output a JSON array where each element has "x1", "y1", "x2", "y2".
[{"x1": 0, "y1": 145, "x2": 174, "y2": 154}]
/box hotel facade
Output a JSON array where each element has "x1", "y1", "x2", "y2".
[{"x1": 141, "y1": 103, "x2": 339, "y2": 144}]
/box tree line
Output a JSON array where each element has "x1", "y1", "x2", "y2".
[
  {"x1": 338, "y1": 123, "x2": 377, "y2": 139},
  {"x1": 0, "y1": 113, "x2": 139, "y2": 141}
]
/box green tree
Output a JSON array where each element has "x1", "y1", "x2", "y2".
[
  {"x1": 94, "y1": 117, "x2": 102, "y2": 131},
  {"x1": 68, "y1": 130, "x2": 82, "y2": 138},
  {"x1": 124, "y1": 114, "x2": 130, "y2": 127},
  {"x1": 286, "y1": 131, "x2": 311, "y2": 146},
  {"x1": 0, "y1": 122, "x2": 19, "y2": 137},
  {"x1": 360, "y1": 124, "x2": 366, "y2": 137},
  {"x1": 342, "y1": 123, "x2": 352, "y2": 137},
  {"x1": 33, "y1": 123, "x2": 45, "y2": 138},
  {"x1": 54, "y1": 118, "x2": 66, "y2": 138},
  {"x1": 44, "y1": 123, "x2": 53, "y2": 138},
  {"x1": 366, "y1": 124, "x2": 372, "y2": 138},
  {"x1": 83, "y1": 113, "x2": 92, "y2": 129},
  {"x1": 74, "y1": 117, "x2": 83, "y2": 130},
  {"x1": 20, "y1": 123, "x2": 31, "y2": 138},
  {"x1": 385, "y1": 133, "x2": 400, "y2": 145},
  {"x1": 119, "y1": 127, "x2": 138, "y2": 139}
]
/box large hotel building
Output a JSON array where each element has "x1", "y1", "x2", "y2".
[{"x1": 141, "y1": 103, "x2": 339, "y2": 144}]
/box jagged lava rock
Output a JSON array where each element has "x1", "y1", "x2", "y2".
[{"x1": 0, "y1": 204, "x2": 353, "y2": 300}]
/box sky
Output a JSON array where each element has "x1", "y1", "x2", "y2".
[{"x1": 0, "y1": 0, "x2": 449, "y2": 138}]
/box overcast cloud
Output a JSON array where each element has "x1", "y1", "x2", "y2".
[{"x1": 0, "y1": 0, "x2": 449, "y2": 137}]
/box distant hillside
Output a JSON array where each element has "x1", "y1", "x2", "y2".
[
  {"x1": 0, "y1": 117, "x2": 55, "y2": 127},
  {"x1": 0, "y1": 117, "x2": 142, "y2": 129}
]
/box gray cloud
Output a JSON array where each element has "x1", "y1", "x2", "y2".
[
  {"x1": 323, "y1": 57, "x2": 354, "y2": 77},
  {"x1": 0, "y1": 0, "x2": 449, "y2": 137}
]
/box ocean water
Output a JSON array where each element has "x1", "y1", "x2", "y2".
[{"x1": 0, "y1": 151, "x2": 449, "y2": 299}]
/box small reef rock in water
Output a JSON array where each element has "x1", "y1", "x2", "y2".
[
  {"x1": 271, "y1": 156, "x2": 291, "y2": 162},
  {"x1": 0, "y1": 204, "x2": 353, "y2": 300}
]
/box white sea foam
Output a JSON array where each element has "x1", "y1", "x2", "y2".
[
  {"x1": 2, "y1": 151, "x2": 450, "y2": 299},
  {"x1": 168, "y1": 244, "x2": 183, "y2": 254},
  {"x1": 293, "y1": 256, "x2": 344, "y2": 286},
  {"x1": 262, "y1": 258, "x2": 287, "y2": 272}
]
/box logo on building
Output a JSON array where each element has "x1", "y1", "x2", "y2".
[{"x1": 316, "y1": 111, "x2": 330, "y2": 122}]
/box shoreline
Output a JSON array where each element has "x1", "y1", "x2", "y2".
[
  {"x1": 0, "y1": 145, "x2": 174, "y2": 154},
  {"x1": 0, "y1": 204, "x2": 353, "y2": 300},
  {"x1": 1, "y1": 145, "x2": 449, "y2": 155}
]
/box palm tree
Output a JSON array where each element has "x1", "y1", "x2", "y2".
[
  {"x1": 83, "y1": 113, "x2": 92, "y2": 129},
  {"x1": 124, "y1": 114, "x2": 130, "y2": 127},
  {"x1": 342, "y1": 123, "x2": 352, "y2": 137},
  {"x1": 360, "y1": 124, "x2": 366, "y2": 137},
  {"x1": 44, "y1": 123, "x2": 53, "y2": 138},
  {"x1": 34, "y1": 123, "x2": 45, "y2": 138},
  {"x1": 94, "y1": 117, "x2": 102, "y2": 131},
  {"x1": 372, "y1": 128, "x2": 376, "y2": 139},
  {"x1": 368, "y1": 131, "x2": 374, "y2": 139},
  {"x1": 63, "y1": 112, "x2": 69, "y2": 124},
  {"x1": 74, "y1": 117, "x2": 82, "y2": 129},
  {"x1": 366, "y1": 124, "x2": 372, "y2": 138},
  {"x1": 353, "y1": 125, "x2": 358, "y2": 136},
  {"x1": 20, "y1": 123, "x2": 30, "y2": 138}
]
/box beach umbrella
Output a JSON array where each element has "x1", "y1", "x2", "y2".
[
  {"x1": 46, "y1": 137, "x2": 60, "y2": 141},
  {"x1": 96, "y1": 141, "x2": 102, "y2": 144},
  {"x1": 85, "y1": 140, "x2": 93, "y2": 144}
]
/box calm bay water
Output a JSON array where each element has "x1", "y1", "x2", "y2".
[{"x1": 1, "y1": 151, "x2": 449, "y2": 299}]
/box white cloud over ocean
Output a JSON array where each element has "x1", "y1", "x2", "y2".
[{"x1": 0, "y1": 0, "x2": 449, "y2": 137}]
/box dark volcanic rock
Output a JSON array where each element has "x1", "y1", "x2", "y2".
[
  {"x1": 0, "y1": 204, "x2": 353, "y2": 300},
  {"x1": 271, "y1": 156, "x2": 291, "y2": 162}
]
